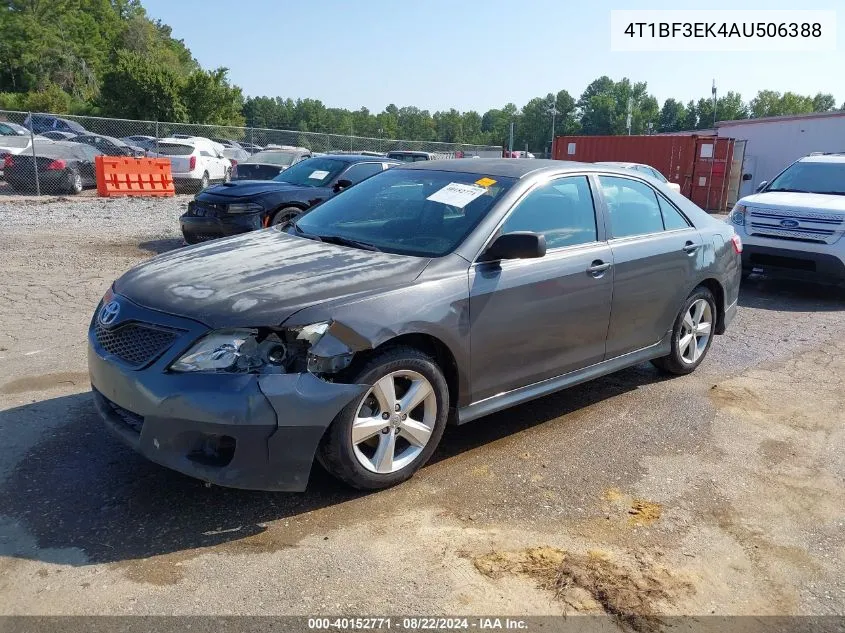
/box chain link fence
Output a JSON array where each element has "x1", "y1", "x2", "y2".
[{"x1": 0, "y1": 109, "x2": 503, "y2": 196}]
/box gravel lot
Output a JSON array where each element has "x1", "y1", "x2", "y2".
[{"x1": 0, "y1": 195, "x2": 843, "y2": 624}]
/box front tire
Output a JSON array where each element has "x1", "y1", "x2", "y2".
[
  {"x1": 318, "y1": 346, "x2": 449, "y2": 490},
  {"x1": 67, "y1": 169, "x2": 83, "y2": 194},
  {"x1": 271, "y1": 206, "x2": 302, "y2": 227},
  {"x1": 651, "y1": 286, "x2": 717, "y2": 376}
]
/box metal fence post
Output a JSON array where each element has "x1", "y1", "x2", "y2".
[
  {"x1": 28, "y1": 112, "x2": 40, "y2": 196},
  {"x1": 155, "y1": 121, "x2": 159, "y2": 154}
]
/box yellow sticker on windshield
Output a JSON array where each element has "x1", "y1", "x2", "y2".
[{"x1": 475, "y1": 177, "x2": 497, "y2": 187}]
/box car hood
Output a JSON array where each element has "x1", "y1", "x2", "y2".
[
  {"x1": 198, "y1": 180, "x2": 306, "y2": 199},
  {"x1": 740, "y1": 191, "x2": 845, "y2": 213},
  {"x1": 113, "y1": 230, "x2": 431, "y2": 328}
]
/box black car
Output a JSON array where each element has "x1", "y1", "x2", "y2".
[
  {"x1": 70, "y1": 134, "x2": 145, "y2": 158},
  {"x1": 3, "y1": 139, "x2": 101, "y2": 194},
  {"x1": 232, "y1": 148, "x2": 311, "y2": 181},
  {"x1": 23, "y1": 114, "x2": 86, "y2": 135},
  {"x1": 181, "y1": 154, "x2": 399, "y2": 244}
]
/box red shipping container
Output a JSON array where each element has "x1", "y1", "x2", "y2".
[{"x1": 551, "y1": 135, "x2": 736, "y2": 211}]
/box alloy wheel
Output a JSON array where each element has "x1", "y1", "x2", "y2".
[
  {"x1": 351, "y1": 370, "x2": 437, "y2": 474},
  {"x1": 679, "y1": 298, "x2": 712, "y2": 364}
]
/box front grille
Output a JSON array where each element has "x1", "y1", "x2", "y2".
[
  {"x1": 99, "y1": 391, "x2": 144, "y2": 434},
  {"x1": 95, "y1": 321, "x2": 180, "y2": 368},
  {"x1": 191, "y1": 201, "x2": 226, "y2": 218},
  {"x1": 748, "y1": 207, "x2": 844, "y2": 244}
]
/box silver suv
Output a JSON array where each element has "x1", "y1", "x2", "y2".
[{"x1": 730, "y1": 153, "x2": 845, "y2": 282}]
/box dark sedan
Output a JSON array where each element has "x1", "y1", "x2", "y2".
[
  {"x1": 180, "y1": 154, "x2": 399, "y2": 244},
  {"x1": 4, "y1": 139, "x2": 101, "y2": 194},
  {"x1": 91, "y1": 159, "x2": 741, "y2": 492},
  {"x1": 70, "y1": 134, "x2": 145, "y2": 158},
  {"x1": 232, "y1": 148, "x2": 311, "y2": 180}
]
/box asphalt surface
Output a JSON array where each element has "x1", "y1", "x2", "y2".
[{"x1": 0, "y1": 197, "x2": 843, "y2": 620}]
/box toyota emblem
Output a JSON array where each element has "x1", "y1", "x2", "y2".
[{"x1": 99, "y1": 300, "x2": 121, "y2": 326}]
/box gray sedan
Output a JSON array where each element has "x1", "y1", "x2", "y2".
[{"x1": 88, "y1": 159, "x2": 741, "y2": 491}]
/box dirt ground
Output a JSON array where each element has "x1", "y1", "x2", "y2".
[{"x1": 0, "y1": 198, "x2": 843, "y2": 626}]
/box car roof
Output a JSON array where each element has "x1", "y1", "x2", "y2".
[
  {"x1": 77, "y1": 133, "x2": 125, "y2": 144},
  {"x1": 317, "y1": 153, "x2": 400, "y2": 163},
  {"x1": 398, "y1": 158, "x2": 603, "y2": 178},
  {"x1": 596, "y1": 161, "x2": 638, "y2": 168},
  {"x1": 799, "y1": 154, "x2": 845, "y2": 163}
]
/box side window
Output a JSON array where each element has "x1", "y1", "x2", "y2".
[
  {"x1": 500, "y1": 175, "x2": 598, "y2": 249},
  {"x1": 598, "y1": 176, "x2": 665, "y2": 239},
  {"x1": 342, "y1": 162, "x2": 383, "y2": 185},
  {"x1": 657, "y1": 195, "x2": 691, "y2": 231},
  {"x1": 200, "y1": 150, "x2": 214, "y2": 158}
]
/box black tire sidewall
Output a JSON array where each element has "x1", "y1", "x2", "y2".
[
  {"x1": 667, "y1": 287, "x2": 716, "y2": 374},
  {"x1": 67, "y1": 169, "x2": 82, "y2": 194},
  {"x1": 319, "y1": 347, "x2": 449, "y2": 490},
  {"x1": 272, "y1": 207, "x2": 302, "y2": 226}
]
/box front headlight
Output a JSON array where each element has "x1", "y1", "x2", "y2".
[
  {"x1": 729, "y1": 204, "x2": 746, "y2": 226},
  {"x1": 226, "y1": 202, "x2": 264, "y2": 214},
  {"x1": 170, "y1": 322, "x2": 330, "y2": 374}
]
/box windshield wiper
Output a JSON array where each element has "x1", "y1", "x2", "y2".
[
  {"x1": 814, "y1": 191, "x2": 845, "y2": 196},
  {"x1": 291, "y1": 221, "x2": 322, "y2": 242},
  {"x1": 317, "y1": 234, "x2": 381, "y2": 252},
  {"x1": 766, "y1": 188, "x2": 810, "y2": 193}
]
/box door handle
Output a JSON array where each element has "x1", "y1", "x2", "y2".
[
  {"x1": 586, "y1": 261, "x2": 612, "y2": 276},
  {"x1": 683, "y1": 241, "x2": 702, "y2": 253}
]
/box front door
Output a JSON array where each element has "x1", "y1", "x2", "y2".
[
  {"x1": 469, "y1": 174, "x2": 613, "y2": 402},
  {"x1": 596, "y1": 174, "x2": 703, "y2": 358}
]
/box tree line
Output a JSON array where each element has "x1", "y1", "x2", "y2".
[{"x1": 1, "y1": 1, "x2": 841, "y2": 151}]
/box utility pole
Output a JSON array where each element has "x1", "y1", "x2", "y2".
[
  {"x1": 508, "y1": 121, "x2": 514, "y2": 156},
  {"x1": 712, "y1": 79, "x2": 718, "y2": 129},
  {"x1": 548, "y1": 96, "x2": 559, "y2": 158},
  {"x1": 626, "y1": 97, "x2": 633, "y2": 135}
]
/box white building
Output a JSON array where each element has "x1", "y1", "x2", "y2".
[{"x1": 713, "y1": 111, "x2": 845, "y2": 199}]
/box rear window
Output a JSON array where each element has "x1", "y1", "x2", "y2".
[
  {"x1": 156, "y1": 143, "x2": 195, "y2": 156},
  {"x1": 249, "y1": 151, "x2": 296, "y2": 166}
]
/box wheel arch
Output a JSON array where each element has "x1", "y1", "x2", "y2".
[{"x1": 696, "y1": 277, "x2": 726, "y2": 334}]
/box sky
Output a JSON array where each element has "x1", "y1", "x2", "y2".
[{"x1": 142, "y1": 0, "x2": 845, "y2": 114}]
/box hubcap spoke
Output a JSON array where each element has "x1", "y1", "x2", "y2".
[
  {"x1": 683, "y1": 311, "x2": 695, "y2": 332},
  {"x1": 372, "y1": 432, "x2": 396, "y2": 473},
  {"x1": 692, "y1": 300, "x2": 706, "y2": 325},
  {"x1": 696, "y1": 321, "x2": 712, "y2": 336},
  {"x1": 400, "y1": 379, "x2": 433, "y2": 414},
  {"x1": 370, "y1": 375, "x2": 397, "y2": 413},
  {"x1": 679, "y1": 333, "x2": 695, "y2": 358},
  {"x1": 691, "y1": 337, "x2": 701, "y2": 361},
  {"x1": 399, "y1": 419, "x2": 433, "y2": 448},
  {"x1": 351, "y1": 416, "x2": 387, "y2": 444}
]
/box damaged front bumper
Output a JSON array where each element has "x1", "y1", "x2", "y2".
[{"x1": 88, "y1": 302, "x2": 368, "y2": 492}]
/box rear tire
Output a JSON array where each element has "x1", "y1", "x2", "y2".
[
  {"x1": 318, "y1": 346, "x2": 449, "y2": 490},
  {"x1": 67, "y1": 169, "x2": 83, "y2": 195},
  {"x1": 198, "y1": 171, "x2": 209, "y2": 191},
  {"x1": 651, "y1": 286, "x2": 717, "y2": 376}
]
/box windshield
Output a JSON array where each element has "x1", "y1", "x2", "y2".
[
  {"x1": 292, "y1": 168, "x2": 516, "y2": 257},
  {"x1": 250, "y1": 151, "x2": 296, "y2": 166},
  {"x1": 273, "y1": 157, "x2": 346, "y2": 186},
  {"x1": 767, "y1": 161, "x2": 845, "y2": 195}
]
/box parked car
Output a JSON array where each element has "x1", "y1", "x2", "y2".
[
  {"x1": 90, "y1": 159, "x2": 740, "y2": 491},
  {"x1": 729, "y1": 153, "x2": 845, "y2": 283},
  {"x1": 597, "y1": 161, "x2": 681, "y2": 193},
  {"x1": 39, "y1": 131, "x2": 78, "y2": 141},
  {"x1": 149, "y1": 138, "x2": 232, "y2": 192},
  {"x1": 23, "y1": 114, "x2": 86, "y2": 135},
  {"x1": 232, "y1": 148, "x2": 311, "y2": 180},
  {"x1": 180, "y1": 154, "x2": 399, "y2": 244},
  {"x1": 70, "y1": 134, "x2": 146, "y2": 158},
  {"x1": 121, "y1": 135, "x2": 158, "y2": 151},
  {"x1": 0, "y1": 122, "x2": 27, "y2": 136},
  {"x1": 221, "y1": 145, "x2": 250, "y2": 166},
  {"x1": 4, "y1": 139, "x2": 101, "y2": 194},
  {"x1": 238, "y1": 142, "x2": 264, "y2": 154},
  {"x1": 386, "y1": 150, "x2": 436, "y2": 162}
]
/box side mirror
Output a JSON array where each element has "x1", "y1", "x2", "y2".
[
  {"x1": 755, "y1": 180, "x2": 768, "y2": 193},
  {"x1": 480, "y1": 232, "x2": 546, "y2": 262},
  {"x1": 741, "y1": 173, "x2": 753, "y2": 182},
  {"x1": 334, "y1": 178, "x2": 353, "y2": 192}
]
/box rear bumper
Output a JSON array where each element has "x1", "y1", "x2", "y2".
[{"x1": 742, "y1": 244, "x2": 845, "y2": 282}]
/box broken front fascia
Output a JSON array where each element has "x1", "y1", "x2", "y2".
[{"x1": 304, "y1": 320, "x2": 375, "y2": 375}]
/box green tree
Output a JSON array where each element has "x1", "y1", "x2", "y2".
[
  {"x1": 182, "y1": 68, "x2": 244, "y2": 126},
  {"x1": 812, "y1": 93, "x2": 837, "y2": 112},
  {"x1": 658, "y1": 98, "x2": 686, "y2": 133},
  {"x1": 100, "y1": 50, "x2": 186, "y2": 121}
]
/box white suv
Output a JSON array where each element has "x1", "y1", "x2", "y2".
[
  {"x1": 151, "y1": 138, "x2": 232, "y2": 192},
  {"x1": 729, "y1": 153, "x2": 845, "y2": 283}
]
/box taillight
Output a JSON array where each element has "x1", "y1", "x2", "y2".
[
  {"x1": 189, "y1": 155, "x2": 197, "y2": 170},
  {"x1": 46, "y1": 159, "x2": 67, "y2": 170},
  {"x1": 731, "y1": 233, "x2": 743, "y2": 254},
  {"x1": 2, "y1": 154, "x2": 12, "y2": 169},
  {"x1": 229, "y1": 159, "x2": 238, "y2": 166}
]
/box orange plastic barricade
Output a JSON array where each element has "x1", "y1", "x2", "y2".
[{"x1": 96, "y1": 155, "x2": 175, "y2": 197}]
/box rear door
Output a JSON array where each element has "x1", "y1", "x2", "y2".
[
  {"x1": 468, "y1": 174, "x2": 613, "y2": 401},
  {"x1": 596, "y1": 174, "x2": 702, "y2": 358}
]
